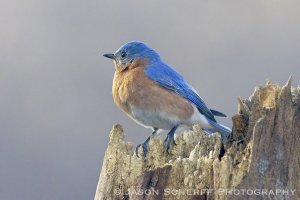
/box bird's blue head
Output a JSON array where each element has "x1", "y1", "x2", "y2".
[{"x1": 103, "y1": 41, "x2": 160, "y2": 71}]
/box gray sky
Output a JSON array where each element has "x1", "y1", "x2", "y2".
[{"x1": 1, "y1": 0, "x2": 299, "y2": 199}]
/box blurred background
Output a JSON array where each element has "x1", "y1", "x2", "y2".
[{"x1": 1, "y1": 0, "x2": 299, "y2": 199}]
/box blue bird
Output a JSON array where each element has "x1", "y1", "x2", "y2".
[{"x1": 103, "y1": 41, "x2": 231, "y2": 158}]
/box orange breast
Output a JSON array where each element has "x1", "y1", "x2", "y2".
[{"x1": 112, "y1": 60, "x2": 194, "y2": 120}]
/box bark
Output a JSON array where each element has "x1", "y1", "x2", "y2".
[{"x1": 94, "y1": 78, "x2": 300, "y2": 200}]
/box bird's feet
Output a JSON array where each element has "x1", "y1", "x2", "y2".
[
  {"x1": 164, "y1": 133, "x2": 176, "y2": 153},
  {"x1": 135, "y1": 128, "x2": 158, "y2": 158},
  {"x1": 135, "y1": 136, "x2": 151, "y2": 159},
  {"x1": 163, "y1": 125, "x2": 179, "y2": 153}
]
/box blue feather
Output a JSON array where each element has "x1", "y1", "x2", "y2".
[
  {"x1": 145, "y1": 62, "x2": 216, "y2": 122},
  {"x1": 206, "y1": 118, "x2": 232, "y2": 139},
  {"x1": 107, "y1": 41, "x2": 232, "y2": 139}
]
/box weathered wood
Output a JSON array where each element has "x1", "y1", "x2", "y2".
[{"x1": 95, "y1": 79, "x2": 300, "y2": 200}]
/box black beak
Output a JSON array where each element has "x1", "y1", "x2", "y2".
[{"x1": 103, "y1": 53, "x2": 115, "y2": 60}]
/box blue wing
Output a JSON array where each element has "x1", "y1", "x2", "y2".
[{"x1": 145, "y1": 63, "x2": 216, "y2": 122}]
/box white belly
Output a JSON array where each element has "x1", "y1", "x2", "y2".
[
  {"x1": 128, "y1": 104, "x2": 212, "y2": 130},
  {"x1": 187, "y1": 105, "x2": 212, "y2": 129},
  {"x1": 129, "y1": 105, "x2": 180, "y2": 130}
]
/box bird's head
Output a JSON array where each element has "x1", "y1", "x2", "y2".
[{"x1": 103, "y1": 41, "x2": 160, "y2": 71}]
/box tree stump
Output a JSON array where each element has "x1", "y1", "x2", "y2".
[{"x1": 94, "y1": 78, "x2": 300, "y2": 200}]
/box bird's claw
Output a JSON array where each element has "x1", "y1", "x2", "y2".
[
  {"x1": 135, "y1": 144, "x2": 142, "y2": 158},
  {"x1": 163, "y1": 125, "x2": 178, "y2": 153},
  {"x1": 135, "y1": 136, "x2": 151, "y2": 158},
  {"x1": 164, "y1": 133, "x2": 177, "y2": 153}
]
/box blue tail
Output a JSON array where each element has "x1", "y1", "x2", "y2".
[
  {"x1": 206, "y1": 119, "x2": 232, "y2": 140},
  {"x1": 210, "y1": 109, "x2": 227, "y2": 117}
]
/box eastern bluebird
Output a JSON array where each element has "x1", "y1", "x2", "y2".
[{"x1": 103, "y1": 41, "x2": 232, "y2": 158}]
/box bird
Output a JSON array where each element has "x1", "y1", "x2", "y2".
[{"x1": 103, "y1": 41, "x2": 232, "y2": 158}]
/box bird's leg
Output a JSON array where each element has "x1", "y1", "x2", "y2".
[
  {"x1": 164, "y1": 125, "x2": 179, "y2": 153},
  {"x1": 135, "y1": 128, "x2": 158, "y2": 158}
]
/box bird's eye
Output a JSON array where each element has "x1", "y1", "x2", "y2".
[{"x1": 121, "y1": 52, "x2": 127, "y2": 58}]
